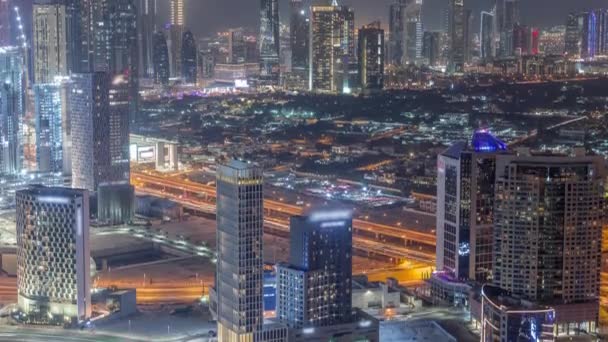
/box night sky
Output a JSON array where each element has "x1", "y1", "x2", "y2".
[{"x1": 157, "y1": 0, "x2": 607, "y2": 37}]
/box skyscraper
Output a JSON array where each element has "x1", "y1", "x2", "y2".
[
  {"x1": 259, "y1": 0, "x2": 280, "y2": 85},
  {"x1": 216, "y1": 161, "x2": 264, "y2": 340},
  {"x1": 32, "y1": 1, "x2": 68, "y2": 84},
  {"x1": 436, "y1": 130, "x2": 508, "y2": 283},
  {"x1": 65, "y1": 0, "x2": 82, "y2": 74},
  {"x1": 480, "y1": 11, "x2": 495, "y2": 60},
  {"x1": 69, "y1": 73, "x2": 128, "y2": 192},
  {"x1": 138, "y1": 0, "x2": 157, "y2": 78},
  {"x1": 277, "y1": 210, "x2": 353, "y2": 328},
  {"x1": 16, "y1": 186, "x2": 91, "y2": 324},
  {"x1": 228, "y1": 28, "x2": 245, "y2": 64},
  {"x1": 290, "y1": 0, "x2": 308, "y2": 78},
  {"x1": 181, "y1": 30, "x2": 197, "y2": 84},
  {"x1": 34, "y1": 83, "x2": 65, "y2": 173},
  {"x1": 497, "y1": 0, "x2": 519, "y2": 57},
  {"x1": 448, "y1": 0, "x2": 465, "y2": 73},
  {"x1": 0, "y1": 46, "x2": 24, "y2": 175},
  {"x1": 168, "y1": 0, "x2": 184, "y2": 78},
  {"x1": 153, "y1": 31, "x2": 169, "y2": 85},
  {"x1": 358, "y1": 22, "x2": 384, "y2": 90},
  {"x1": 493, "y1": 150, "x2": 605, "y2": 335},
  {"x1": 565, "y1": 12, "x2": 585, "y2": 58},
  {"x1": 422, "y1": 31, "x2": 440, "y2": 66},
  {"x1": 310, "y1": 2, "x2": 355, "y2": 93},
  {"x1": 388, "y1": 0, "x2": 405, "y2": 66},
  {"x1": 404, "y1": 0, "x2": 423, "y2": 64}
]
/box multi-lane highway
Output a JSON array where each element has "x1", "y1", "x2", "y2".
[{"x1": 131, "y1": 171, "x2": 436, "y2": 263}]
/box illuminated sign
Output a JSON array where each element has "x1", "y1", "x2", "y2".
[{"x1": 310, "y1": 210, "x2": 352, "y2": 222}]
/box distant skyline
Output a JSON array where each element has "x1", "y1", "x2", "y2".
[{"x1": 157, "y1": 0, "x2": 607, "y2": 37}]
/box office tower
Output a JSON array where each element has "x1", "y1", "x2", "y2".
[
  {"x1": 106, "y1": 0, "x2": 138, "y2": 123},
  {"x1": 539, "y1": 27, "x2": 566, "y2": 56},
  {"x1": 64, "y1": 0, "x2": 81, "y2": 74},
  {"x1": 493, "y1": 151, "x2": 605, "y2": 335},
  {"x1": 228, "y1": 28, "x2": 245, "y2": 64},
  {"x1": 0, "y1": 46, "x2": 23, "y2": 175},
  {"x1": 32, "y1": 1, "x2": 68, "y2": 84},
  {"x1": 463, "y1": 9, "x2": 473, "y2": 63},
  {"x1": 0, "y1": 0, "x2": 9, "y2": 46},
  {"x1": 138, "y1": 0, "x2": 157, "y2": 78},
  {"x1": 581, "y1": 10, "x2": 608, "y2": 59},
  {"x1": 448, "y1": 0, "x2": 465, "y2": 72},
  {"x1": 565, "y1": 13, "x2": 585, "y2": 58},
  {"x1": 216, "y1": 161, "x2": 264, "y2": 340},
  {"x1": 497, "y1": 0, "x2": 519, "y2": 57},
  {"x1": 34, "y1": 83, "x2": 67, "y2": 173},
  {"x1": 168, "y1": 0, "x2": 184, "y2": 78},
  {"x1": 480, "y1": 11, "x2": 495, "y2": 59},
  {"x1": 290, "y1": 0, "x2": 308, "y2": 77},
  {"x1": 422, "y1": 31, "x2": 440, "y2": 66},
  {"x1": 153, "y1": 31, "x2": 169, "y2": 85},
  {"x1": 259, "y1": 0, "x2": 280, "y2": 85},
  {"x1": 277, "y1": 210, "x2": 353, "y2": 329},
  {"x1": 69, "y1": 73, "x2": 129, "y2": 192},
  {"x1": 388, "y1": 0, "x2": 404, "y2": 65},
  {"x1": 310, "y1": 2, "x2": 355, "y2": 93},
  {"x1": 97, "y1": 182, "x2": 134, "y2": 225},
  {"x1": 181, "y1": 30, "x2": 196, "y2": 83},
  {"x1": 358, "y1": 22, "x2": 384, "y2": 90},
  {"x1": 436, "y1": 130, "x2": 508, "y2": 283},
  {"x1": 404, "y1": 0, "x2": 423, "y2": 64},
  {"x1": 16, "y1": 186, "x2": 91, "y2": 324}
]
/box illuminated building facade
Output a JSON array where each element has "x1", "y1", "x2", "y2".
[
  {"x1": 565, "y1": 13, "x2": 585, "y2": 58},
  {"x1": 169, "y1": 0, "x2": 184, "y2": 78},
  {"x1": 215, "y1": 161, "x2": 264, "y2": 341},
  {"x1": 422, "y1": 31, "x2": 440, "y2": 66},
  {"x1": 388, "y1": 0, "x2": 404, "y2": 66},
  {"x1": 34, "y1": 83, "x2": 64, "y2": 173},
  {"x1": 481, "y1": 285, "x2": 555, "y2": 342},
  {"x1": 310, "y1": 3, "x2": 355, "y2": 93},
  {"x1": 228, "y1": 28, "x2": 246, "y2": 64},
  {"x1": 277, "y1": 211, "x2": 353, "y2": 327},
  {"x1": 436, "y1": 131, "x2": 508, "y2": 283},
  {"x1": 32, "y1": 1, "x2": 68, "y2": 84},
  {"x1": 290, "y1": 0, "x2": 309, "y2": 87},
  {"x1": 358, "y1": 22, "x2": 384, "y2": 90},
  {"x1": 0, "y1": 0, "x2": 10, "y2": 46},
  {"x1": 493, "y1": 151, "x2": 604, "y2": 335},
  {"x1": 152, "y1": 31, "x2": 169, "y2": 85},
  {"x1": 259, "y1": 0, "x2": 280, "y2": 85},
  {"x1": 16, "y1": 186, "x2": 91, "y2": 324},
  {"x1": 0, "y1": 47, "x2": 24, "y2": 175}
]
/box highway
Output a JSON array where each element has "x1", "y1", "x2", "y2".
[{"x1": 131, "y1": 171, "x2": 436, "y2": 263}]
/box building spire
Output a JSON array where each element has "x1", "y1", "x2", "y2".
[{"x1": 332, "y1": 0, "x2": 338, "y2": 6}]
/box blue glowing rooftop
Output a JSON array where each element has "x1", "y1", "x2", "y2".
[{"x1": 472, "y1": 130, "x2": 507, "y2": 153}]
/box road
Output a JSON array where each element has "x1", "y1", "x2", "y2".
[{"x1": 131, "y1": 171, "x2": 436, "y2": 263}]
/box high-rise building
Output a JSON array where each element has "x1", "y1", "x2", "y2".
[
  {"x1": 228, "y1": 28, "x2": 245, "y2": 64},
  {"x1": 422, "y1": 31, "x2": 440, "y2": 66},
  {"x1": 358, "y1": 22, "x2": 384, "y2": 90},
  {"x1": 34, "y1": 83, "x2": 66, "y2": 173},
  {"x1": 16, "y1": 186, "x2": 91, "y2": 324},
  {"x1": 259, "y1": 0, "x2": 280, "y2": 85},
  {"x1": 277, "y1": 210, "x2": 353, "y2": 328},
  {"x1": 581, "y1": 9, "x2": 608, "y2": 59},
  {"x1": 290, "y1": 0, "x2": 308, "y2": 78},
  {"x1": 69, "y1": 73, "x2": 129, "y2": 192},
  {"x1": 168, "y1": 0, "x2": 184, "y2": 78},
  {"x1": 32, "y1": 1, "x2": 68, "y2": 84},
  {"x1": 404, "y1": 0, "x2": 423, "y2": 64},
  {"x1": 448, "y1": 0, "x2": 465, "y2": 72},
  {"x1": 496, "y1": 0, "x2": 519, "y2": 57},
  {"x1": 65, "y1": 0, "x2": 82, "y2": 74},
  {"x1": 436, "y1": 130, "x2": 508, "y2": 283},
  {"x1": 480, "y1": 11, "x2": 495, "y2": 60},
  {"x1": 539, "y1": 26, "x2": 566, "y2": 56},
  {"x1": 388, "y1": 0, "x2": 404, "y2": 66},
  {"x1": 153, "y1": 31, "x2": 169, "y2": 85},
  {"x1": 492, "y1": 150, "x2": 604, "y2": 335},
  {"x1": 0, "y1": 0, "x2": 10, "y2": 46},
  {"x1": 0, "y1": 46, "x2": 24, "y2": 175},
  {"x1": 181, "y1": 30, "x2": 197, "y2": 83},
  {"x1": 310, "y1": 2, "x2": 355, "y2": 93},
  {"x1": 565, "y1": 13, "x2": 585, "y2": 58},
  {"x1": 216, "y1": 160, "x2": 264, "y2": 340},
  {"x1": 138, "y1": 0, "x2": 157, "y2": 78}
]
